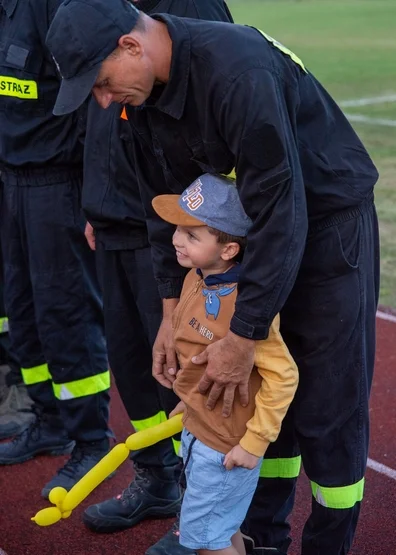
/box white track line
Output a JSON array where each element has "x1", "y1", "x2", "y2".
[
  {"x1": 339, "y1": 94, "x2": 396, "y2": 108},
  {"x1": 345, "y1": 113, "x2": 396, "y2": 127},
  {"x1": 367, "y1": 458, "x2": 396, "y2": 481},
  {"x1": 368, "y1": 311, "x2": 396, "y2": 480},
  {"x1": 376, "y1": 310, "x2": 396, "y2": 324}
]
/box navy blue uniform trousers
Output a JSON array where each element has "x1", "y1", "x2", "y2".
[
  {"x1": 95, "y1": 239, "x2": 179, "y2": 468},
  {"x1": 242, "y1": 197, "x2": 380, "y2": 554},
  {"x1": 0, "y1": 168, "x2": 110, "y2": 443}
]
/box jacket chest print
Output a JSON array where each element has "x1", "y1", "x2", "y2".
[
  {"x1": 202, "y1": 286, "x2": 236, "y2": 320},
  {"x1": 187, "y1": 285, "x2": 237, "y2": 341}
]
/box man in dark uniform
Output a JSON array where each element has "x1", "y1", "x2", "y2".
[
  {"x1": 81, "y1": 2, "x2": 233, "y2": 552},
  {"x1": 47, "y1": 4, "x2": 380, "y2": 555},
  {"x1": 0, "y1": 0, "x2": 112, "y2": 498}
]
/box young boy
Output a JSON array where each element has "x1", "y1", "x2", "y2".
[{"x1": 152, "y1": 174, "x2": 298, "y2": 555}]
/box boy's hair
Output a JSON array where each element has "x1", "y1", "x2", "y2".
[{"x1": 207, "y1": 227, "x2": 247, "y2": 262}]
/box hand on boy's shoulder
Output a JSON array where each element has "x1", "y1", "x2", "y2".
[{"x1": 223, "y1": 444, "x2": 260, "y2": 471}]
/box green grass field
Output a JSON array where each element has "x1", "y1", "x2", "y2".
[{"x1": 231, "y1": 0, "x2": 396, "y2": 307}]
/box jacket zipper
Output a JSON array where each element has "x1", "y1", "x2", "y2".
[{"x1": 173, "y1": 278, "x2": 202, "y2": 333}]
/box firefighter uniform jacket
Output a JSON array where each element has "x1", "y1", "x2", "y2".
[
  {"x1": 0, "y1": 0, "x2": 84, "y2": 168},
  {"x1": 126, "y1": 16, "x2": 379, "y2": 339}
]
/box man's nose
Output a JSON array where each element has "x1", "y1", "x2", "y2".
[{"x1": 92, "y1": 89, "x2": 113, "y2": 109}]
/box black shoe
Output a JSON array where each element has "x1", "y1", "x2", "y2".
[
  {"x1": 145, "y1": 518, "x2": 197, "y2": 555},
  {"x1": 83, "y1": 463, "x2": 182, "y2": 533},
  {"x1": 0, "y1": 412, "x2": 74, "y2": 465},
  {"x1": 41, "y1": 438, "x2": 112, "y2": 498},
  {"x1": 243, "y1": 534, "x2": 287, "y2": 555}
]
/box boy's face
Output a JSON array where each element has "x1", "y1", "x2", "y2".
[{"x1": 172, "y1": 225, "x2": 237, "y2": 276}]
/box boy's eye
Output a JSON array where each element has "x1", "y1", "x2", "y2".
[{"x1": 188, "y1": 231, "x2": 197, "y2": 240}]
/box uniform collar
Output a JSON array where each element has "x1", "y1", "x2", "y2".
[
  {"x1": 0, "y1": 0, "x2": 18, "y2": 17},
  {"x1": 197, "y1": 265, "x2": 241, "y2": 287},
  {"x1": 149, "y1": 14, "x2": 191, "y2": 120}
]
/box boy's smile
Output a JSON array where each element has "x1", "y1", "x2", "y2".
[{"x1": 172, "y1": 225, "x2": 239, "y2": 278}]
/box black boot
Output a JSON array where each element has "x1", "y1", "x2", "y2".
[
  {"x1": 145, "y1": 516, "x2": 197, "y2": 555},
  {"x1": 0, "y1": 411, "x2": 74, "y2": 464},
  {"x1": 41, "y1": 438, "x2": 111, "y2": 498},
  {"x1": 83, "y1": 463, "x2": 182, "y2": 533}
]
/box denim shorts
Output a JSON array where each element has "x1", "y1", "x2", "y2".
[{"x1": 179, "y1": 428, "x2": 262, "y2": 551}]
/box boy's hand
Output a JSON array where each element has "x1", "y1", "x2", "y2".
[
  {"x1": 223, "y1": 444, "x2": 260, "y2": 470},
  {"x1": 169, "y1": 401, "x2": 186, "y2": 418}
]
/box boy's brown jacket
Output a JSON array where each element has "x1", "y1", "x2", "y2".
[{"x1": 173, "y1": 268, "x2": 299, "y2": 457}]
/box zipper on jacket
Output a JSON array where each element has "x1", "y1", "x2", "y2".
[{"x1": 174, "y1": 278, "x2": 202, "y2": 333}]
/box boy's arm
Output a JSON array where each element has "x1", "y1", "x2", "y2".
[{"x1": 239, "y1": 315, "x2": 299, "y2": 458}]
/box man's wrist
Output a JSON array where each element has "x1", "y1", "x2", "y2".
[
  {"x1": 227, "y1": 329, "x2": 255, "y2": 346},
  {"x1": 162, "y1": 298, "x2": 179, "y2": 319}
]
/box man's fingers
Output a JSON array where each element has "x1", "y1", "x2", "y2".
[
  {"x1": 238, "y1": 382, "x2": 250, "y2": 407},
  {"x1": 192, "y1": 348, "x2": 209, "y2": 365},
  {"x1": 206, "y1": 383, "x2": 224, "y2": 411},
  {"x1": 163, "y1": 367, "x2": 176, "y2": 385},
  {"x1": 198, "y1": 373, "x2": 213, "y2": 395},
  {"x1": 222, "y1": 384, "x2": 236, "y2": 417},
  {"x1": 152, "y1": 357, "x2": 173, "y2": 389},
  {"x1": 165, "y1": 346, "x2": 178, "y2": 376}
]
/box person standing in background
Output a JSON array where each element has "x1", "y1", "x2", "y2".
[{"x1": 0, "y1": 0, "x2": 112, "y2": 499}]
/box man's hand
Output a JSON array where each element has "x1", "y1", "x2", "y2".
[
  {"x1": 223, "y1": 444, "x2": 260, "y2": 471},
  {"x1": 85, "y1": 222, "x2": 96, "y2": 251},
  {"x1": 152, "y1": 299, "x2": 179, "y2": 389},
  {"x1": 194, "y1": 331, "x2": 255, "y2": 417},
  {"x1": 169, "y1": 400, "x2": 186, "y2": 418}
]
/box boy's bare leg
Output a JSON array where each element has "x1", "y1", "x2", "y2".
[
  {"x1": 232, "y1": 530, "x2": 246, "y2": 554},
  {"x1": 198, "y1": 530, "x2": 246, "y2": 555}
]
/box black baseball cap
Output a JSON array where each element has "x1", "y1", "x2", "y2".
[{"x1": 46, "y1": 0, "x2": 140, "y2": 116}]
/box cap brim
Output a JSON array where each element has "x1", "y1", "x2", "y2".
[
  {"x1": 53, "y1": 64, "x2": 101, "y2": 116},
  {"x1": 152, "y1": 195, "x2": 206, "y2": 227}
]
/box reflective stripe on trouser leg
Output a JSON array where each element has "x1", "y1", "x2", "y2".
[
  {"x1": 52, "y1": 370, "x2": 110, "y2": 400},
  {"x1": 311, "y1": 478, "x2": 365, "y2": 509},
  {"x1": 132, "y1": 411, "x2": 181, "y2": 457},
  {"x1": 260, "y1": 455, "x2": 302, "y2": 479},
  {"x1": 0, "y1": 317, "x2": 9, "y2": 333},
  {"x1": 21, "y1": 363, "x2": 51, "y2": 385}
]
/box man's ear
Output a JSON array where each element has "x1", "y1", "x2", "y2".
[
  {"x1": 221, "y1": 242, "x2": 240, "y2": 261},
  {"x1": 118, "y1": 34, "x2": 143, "y2": 56}
]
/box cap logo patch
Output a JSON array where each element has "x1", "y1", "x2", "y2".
[{"x1": 182, "y1": 181, "x2": 204, "y2": 211}]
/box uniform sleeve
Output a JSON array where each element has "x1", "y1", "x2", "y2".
[
  {"x1": 239, "y1": 314, "x2": 298, "y2": 458},
  {"x1": 131, "y1": 137, "x2": 188, "y2": 299},
  {"x1": 218, "y1": 68, "x2": 308, "y2": 340}
]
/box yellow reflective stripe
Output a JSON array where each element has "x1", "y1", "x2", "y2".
[
  {"x1": 311, "y1": 478, "x2": 364, "y2": 509},
  {"x1": 226, "y1": 168, "x2": 236, "y2": 180},
  {"x1": 0, "y1": 76, "x2": 38, "y2": 99},
  {"x1": 21, "y1": 363, "x2": 51, "y2": 385},
  {"x1": 260, "y1": 456, "x2": 301, "y2": 479},
  {"x1": 172, "y1": 438, "x2": 181, "y2": 457},
  {"x1": 52, "y1": 370, "x2": 110, "y2": 400},
  {"x1": 258, "y1": 30, "x2": 307, "y2": 74},
  {"x1": 132, "y1": 411, "x2": 168, "y2": 433},
  {"x1": 0, "y1": 317, "x2": 9, "y2": 334}
]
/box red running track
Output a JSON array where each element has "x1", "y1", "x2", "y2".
[{"x1": 0, "y1": 315, "x2": 395, "y2": 555}]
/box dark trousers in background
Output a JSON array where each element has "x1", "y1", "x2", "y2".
[
  {"x1": 243, "y1": 197, "x2": 380, "y2": 555},
  {"x1": 95, "y1": 240, "x2": 180, "y2": 469},
  {"x1": 0, "y1": 189, "x2": 21, "y2": 384},
  {"x1": 0, "y1": 168, "x2": 110, "y2": 443}
]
